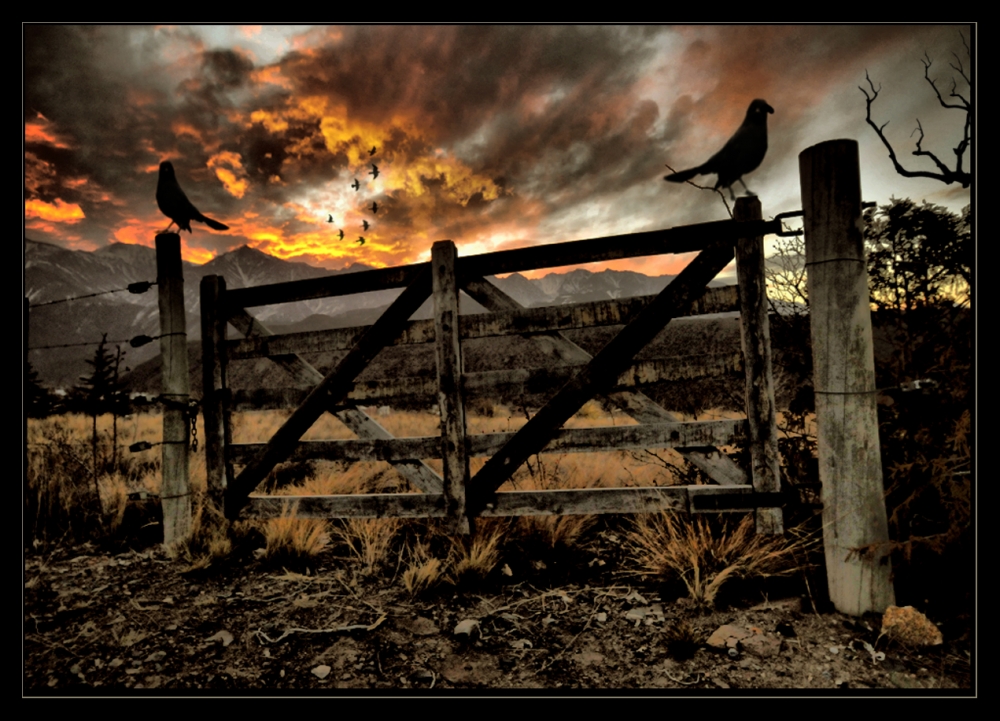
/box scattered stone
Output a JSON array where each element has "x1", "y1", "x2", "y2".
[
  {"x1": 145, "y1": 650, "x2": 167, "y2": 663},
  {"x1": 625, "y1": 604, "x2": 664, "y2": 626},
  {"x1": 595, "y1": 612, "x2": 608, "y2": 623},
  {"x1": 828, "y1": 646, "x2": 840, "y2": 655},
  {"x1": 881, "y1": 606, "x2": 943, "y2": 646},
  {"x1": 453, "y1": 619, "x2": 480, "y2": 639},
  {"x1": 510, "y1": 638, "x2": 533, "y2": 649},
  {"x1": 728, "y1": 648, "x2": 740, "y2": 658},
  {"x1": 712, "y1": 677, "x2": 730, "y2": 689},
  {"x1": 742, "y1": 634, "x2": 782, "y2": 658},
  {"x1": 207, "y1": 630, "x2": 234, "y2": 647},
  {"x1": 501, "y1": 564, "x2": 513, "y2": 577},
  {"x1": 109, "y1": 658, "x2": 124, "y2": 668},
  {"x1": 707, "y1": 624, "x2": 754, "y2": 650},
  {"x1": 312, "y1": 664, "x2": 332, "y2": 680}
]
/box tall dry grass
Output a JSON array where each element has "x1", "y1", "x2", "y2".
[{"x1": 625, "y1": 511, "x2": 817, "y2": 606}]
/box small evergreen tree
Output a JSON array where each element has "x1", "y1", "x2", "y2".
[{"x1": 25, "y1": 360, "x2": 52, "y2": 418}]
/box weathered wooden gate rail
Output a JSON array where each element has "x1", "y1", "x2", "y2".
[{"x1": 202, "y1": 196, "x2": 784, "y2": 534}]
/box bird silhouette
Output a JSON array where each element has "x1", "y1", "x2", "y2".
[
  {"x1": 338, "y1": 229, "x2": 345, "y2": 240},
  {"x1": 156, "y1": 161, "x2": 229, "y2": 233},
  {"x1": 357, "y1": 236, "x2": 366, "y2": 246},
  {"x1": 362, "y1": 219, "x2": 370, "y2": 231},
  {"x1": 369, "y1": 164, "x2": 379, "y2": 180},
  {"x1": 351, "y1": 179, "x2": 360, "y2": 191},
  {"x1": 664, "y1": 99, "x2": 774, "y2": 201},
  {"x1": 369, "y1": 146, "x2": 377, "y2": 156},
  {"x1": 327, "y1": 214, "x2": 334, "y2": 223},
  {"x1": 371, "y1": 201, "x2": 378, "y2": 214}
]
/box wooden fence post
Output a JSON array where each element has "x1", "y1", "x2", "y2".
[
  {"x1": 200, "y1": 274, "x2": 229, "y2": 510},
  {"x1": 799, "y1": 139, "x2": 895, "y2": 615},
  {"x1": 432, "y1": 240, "x2": 471, "y2": 535},
  {"x1": 156, "y1": 233, "x2": 192, "y2": 545},
  {"x1": 734, "y1": 196, "x2": 783, "y2": 534}
]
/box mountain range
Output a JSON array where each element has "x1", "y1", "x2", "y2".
[{"x1": 25, "y1": 238, "x2": 730, "y2": 390}]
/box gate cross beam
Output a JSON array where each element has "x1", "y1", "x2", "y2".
[
  {"x1": 227, "y1": 309, "x2": 444, "y2": 494},
  {"x1": 466, "y1": 235, "x2": 738, "y2": 514},
  {"x1": 460, "y1": 276, "x2": 746, "y2": 486},
  {"x1": 225, "y1": 268, "x2": 433, "y2": 516}
]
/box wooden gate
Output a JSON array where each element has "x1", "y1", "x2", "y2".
[{"x1": 201, "y1": 196, "x2": 784, "y2": 534}]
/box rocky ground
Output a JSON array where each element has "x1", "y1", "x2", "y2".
[{"x1": 23, "y1": 528, "x2": 973, "y2": 696}]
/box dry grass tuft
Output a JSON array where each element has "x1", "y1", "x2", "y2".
[
  {"x1": 336, "y1": 517, "x2": 402, "y2": 575},
  {"x1": 401, "y1": 541, "x2": 446, "y2": 596},
  {"x1": 626, "y1": 511, "x2": 816, "y2": 606},
  {"x1": 519, "y1": 513, "x2": 595, "y2": 551},
  {"x1": 450, "y1": 520, "x2": 508, "y2": 585},
  {"x1": 261, "y1": 503, "x2": 329, "y2": 566}
]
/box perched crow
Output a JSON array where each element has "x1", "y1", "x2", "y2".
[
  {"x1": 362, "y1": 219, "x2": 370, "y2": 231},
  {"x1": 664, "y1": 99, "x2": 774, "y2": 201},
  {"x1": 370, "y1": 164, "x2": 379, "y2": 179},
  {"x1": 351, "y1": 178, "x2": 360, "y2": 191},
  {"x1": 156, "y1": 161, "x2": 229, "y2": 233}
]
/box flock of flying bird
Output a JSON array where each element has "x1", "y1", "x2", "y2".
[
  {"x1": 156, "y1": 99, "x2": 775, "y2": 247},
  {"x1": 327, "y1": 144, "x2": 380, "y2": 246}
]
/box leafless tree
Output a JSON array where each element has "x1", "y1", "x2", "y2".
[{"x1": 860, "y1": 32, "x2": 971, "y2": 189}]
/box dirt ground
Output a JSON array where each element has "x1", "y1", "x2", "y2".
[{"x1": 23, "y1": 524, "x2": 973, "y2": 697}]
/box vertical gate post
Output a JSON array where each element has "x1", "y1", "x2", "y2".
[
  {"x1": 799, "y1": 139, "x2": 895, "y2": 615},
  {"x1": 200, "y1": 274, "x2": 229, "y2": 511},
  {"x1": 432, "y1": 240, "x2": 471, "y2": 536},
  {"x1": 734, "y1": 196, "x2": 783, "y2": 534},
  {"x1": 156, "y1": 233, "x2": 192, "y2": 545}
]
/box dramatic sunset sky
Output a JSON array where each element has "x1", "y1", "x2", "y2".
[{"x1": 24, "y1": 25, "x2": 972, "y2": 278}]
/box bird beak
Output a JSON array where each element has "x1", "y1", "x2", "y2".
[{"x1": 766, "y1": 104, "x2": 774, "y2": 114}]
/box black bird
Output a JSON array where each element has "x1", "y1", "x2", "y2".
[
  {"x1": 664, "y1": 99, "x2": 774, "y2": 201},
  {"x1": 327, "y1": 214, "x2": 334, "y2": 223},
  {"x1": 362, "y1": 219, "x2": 370, "y2": 231},
  {"x1": 357, "y1": 236, "x2": 366, "y2": 246},
  {"x1": 338, "y1": 229, "x2": 345, "y2": 240},
  {"x1": 351, "y1": 179, "x2": 360, "y2": 191},
  {"x1": 369, "y1": 164, "x2": 379, "y2": 180},
  {"x1": 369, "y1": 146, "x2": 377, "y2": 156},
  {"x1": 156, "y1": 161, "x2": 229, "y2": 233},
  {"x1": 371, "y1": 201, "x2": 378, "y2": 214}
]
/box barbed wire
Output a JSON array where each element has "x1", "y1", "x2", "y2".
[
  {"x1": 27, "y1": 331, "x2": 181, "y2": 352},
  {"x1": 27, "y1": 280, "x2": 156, "y2": 308}
]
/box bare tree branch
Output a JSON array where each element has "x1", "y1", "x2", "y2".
[{"x1": 859, "y1": 32, "x2": 972, "y2": 189}]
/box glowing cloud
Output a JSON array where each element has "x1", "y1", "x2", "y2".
[
  {"x1": 208, "y1": 151, "x2": 249, "y2": 198},
  {"x1": 25, "y1": 198, "x2": 85, "y2": 223}
]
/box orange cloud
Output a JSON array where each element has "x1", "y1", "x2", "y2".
[
  {"x1": 171, "y1": 120, "x2": 203, "y2": 141},
  {"x1": 208, "y1": 151, "x2": 249, "y2": 198},
  {"x1": 25, "y1": 198, "x2": 85, "y2": 223},
  {"x1": 25, "y1": 113, "x2": 74, "y2": 149},
  {"x1": 250, "y1": 65, "x2": 293, "y2": 90}
]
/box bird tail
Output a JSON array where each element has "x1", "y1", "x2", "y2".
[
  {"x1": 200, "y1": 216, "x2": 229, "y2": 231},
  {"x1": 664, "y1": 166, "x2": 703, "y2": 183}
]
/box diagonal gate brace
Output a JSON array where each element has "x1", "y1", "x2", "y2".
[
  {"x1": 460, "y1": 276, "x2": 746, "y2": 486},
  {"x1": 466, "y1": 236, "x2": 738, "y2": 514},
  {"x1": 225, "y1": 268, "x2": 432, "y2": 516},
  {"x1": 227, "y1": 309, "x2": 444, "y2": 494}
]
